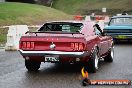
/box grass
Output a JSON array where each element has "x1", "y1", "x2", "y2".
[
  {"x1": 0, "y1": 2, "x2": 72, "y2": 26},
  {"x1": 0, "y1": 2, "x2": 72, "y2": 44},
  {"x1": 53, "y1": 0, "x2": 132, "y2": 15},
  {"x1": 0, "y1": 34, "x2": 6, "y2": 43},
  {"x1": 0, "y1": 28, "x2": 8, "y2": 44}
]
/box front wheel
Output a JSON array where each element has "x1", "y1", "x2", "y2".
[
  {"x1": 104, "y1": 46, "x2": 114, "y2": 62},
  {"x1": 25, "y1": 60, "x2": 41, "y2": 71},
  {"x1": 85, "y1": 48, "x2": 99, "y2": 73}
]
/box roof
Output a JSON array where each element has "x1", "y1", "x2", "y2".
[
  {"x1": 111, "y1": 15, "x2": 132, "y2": 19},
  {"x1": 45, "y1": 20, "x2": 84, "y2": 24}
]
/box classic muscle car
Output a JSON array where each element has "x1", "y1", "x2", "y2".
[
  {"x1": 104, "y1": 15, "x2": 132, "y2": 41},
  {"x1": 19, "y1": 21, "x2": 114, "y2": 73}
]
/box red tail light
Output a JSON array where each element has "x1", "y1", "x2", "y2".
[
  {"x1": 75, "y1": 43, "x2": 79, "y2": 50},
  {"x1": 31, "y1": 42, "x2": 34, "y2": 48},
  {"x1": 22, "y1": 42, "x2": 35, "y2": 49},
  {"x1": 71, "y1": 43, "x2": 75, "y2": 50},
  {"x1": 27, "y1": 42, "x2": 31, "y2": 48},
  {"x1": 71, "y1": 43, "x2": 84, "y2": 51},
  {"x1": 79, "y1": 43, "x2": 84, "y2": 50},
  {"x1": 22, "y1": 42, "x2": 27, "y2": 48}
]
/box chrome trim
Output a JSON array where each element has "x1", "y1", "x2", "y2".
[{"x1": 19, "y1": 49, "x2": 85, "y2": 56}]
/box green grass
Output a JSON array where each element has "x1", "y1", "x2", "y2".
[
  {"x1": 0, "y1": 28, "x2": 8, "y2": 44},
  {"x1": 0, "y1": 2, "x2": 72, "y2": 44},
  {"x1": 53, "y1": 0, "x2": 132, "y2": 15},
  {"x1": 0, "y1": 2, "x2": 72, "y2": 26},
  {"x1": 0, "y1": 34, "x2": 6, "y2": 43}
]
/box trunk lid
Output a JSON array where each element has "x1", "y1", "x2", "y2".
[{"x1": 20, "y1": 32, "x2": 86, "y2": 52}]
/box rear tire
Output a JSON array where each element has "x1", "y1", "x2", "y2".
[
  {"x1": 104, "y1": 46, "x2": 114, "y2": 62},
  {"x1": 85, "y1": 47, "x2": 99, "y2": 73},
  {"x1": 25, "y1": 60, "x2": 41, "y2": 71}
]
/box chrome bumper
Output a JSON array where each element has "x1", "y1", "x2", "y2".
[{"x1": 19, "y1": 49, "x2": 88, "y2": 57}]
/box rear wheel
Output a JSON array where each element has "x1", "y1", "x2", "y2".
[
  {"x1": 85, "y1": 47, "x2": 99, "y2": 73},
  {"x1": 104, "y1": 46, "x2": 114, "y2": 62},
  {"x1": 25, "y1": 60, "x2": 41, "y2": 71}
]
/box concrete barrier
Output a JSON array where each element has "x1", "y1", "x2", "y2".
[
  {"x1": 5, "y1": 25, "x2": 29, "y2": 51},
  {"x1": 85, "y1": 16, "x2": 91, "y2": 21}
]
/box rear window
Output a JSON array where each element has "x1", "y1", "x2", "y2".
[
  {"x1": 38, "y1": 22, "x2": 83, "y2": 33},
  {"x1": 109, "y1": 17, "x2": 132, "y2": 25}
]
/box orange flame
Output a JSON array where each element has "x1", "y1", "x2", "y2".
[{"x1": 81, "y1": 67, "x2": 89, "y2": 78}]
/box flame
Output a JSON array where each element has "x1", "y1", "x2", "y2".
[{"x1": 81, "y1": 67, "x2": 89, "y2": 78}]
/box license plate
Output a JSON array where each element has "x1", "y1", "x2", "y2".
[
  {"x1": 45, "y1": 55, "x2": 59, "y2": 62},
  {"x1": 116, "y1": 35, "x2": 127, "y2": 39}
]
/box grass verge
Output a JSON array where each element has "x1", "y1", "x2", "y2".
[
  {"x1": 53, "y1": 0, "x2": 132, "y2": 15},
  {"x1": 0, "y1": 2, "x2": 72, "y2": 44},
  {"x1": 0, "y1": 2, "x2": 72, "y2": 26}
]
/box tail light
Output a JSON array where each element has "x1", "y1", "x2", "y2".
[
  {"x1": 31, "y1": 42, "x2": 35, "y2": 48},
  {"x1": 75, "y1": 43, "x2": 79, "y2": 50},
  {"x1": 22, "y1": 42, "x2": 27, "y2": 48},
  {"x1": 79, "y1": 43, "x2": 84, "y2": 50},
  {"x1": 71, "y1": 43, "x2": 84, "y2": 51},
  {"x1": 22, "y1": 42, "x2": 35, "y2": 49},
  {"x1": 27, "y1": 42, "x2": 31, "y2": 48}
]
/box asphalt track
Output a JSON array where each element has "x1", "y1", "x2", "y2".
[{"x1": 0, "y1": 43, "x2": 132, "y2": 88}]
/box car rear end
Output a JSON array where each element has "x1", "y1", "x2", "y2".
[
  {"x1": 104, "y1": 27, "x2": 132, "y2": 40},
  {"x1": 19, "y1": 21, "x2": 90, "y2": 63},
  {"x1": 104, "y1": 16, "x2": 132, "y2": 41},
  {"x1": 19, "y1": 34, "x2": 89, "y2": 63}
]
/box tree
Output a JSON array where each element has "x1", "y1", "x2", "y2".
[
  {"x1": 36, "y1": 0, "x2": 53, "y2": 6},
  {"x1": 6, "y1": 0, "x2": 35, "y2": 3}
]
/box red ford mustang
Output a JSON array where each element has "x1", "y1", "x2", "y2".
[{"x1": 19, "y1": 21, "x2": 114, "y2": 73}]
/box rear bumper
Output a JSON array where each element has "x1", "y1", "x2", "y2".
[{"x1": 19, "y1": 49, "x2": 88, "y2": 57}]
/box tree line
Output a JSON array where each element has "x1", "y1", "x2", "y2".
[
  {"x1": 6, "y1": 0, "x2": 53, "y2": 6},
  {"x1": 6, "y1": 0, "x2": 35, "y2": 3}
]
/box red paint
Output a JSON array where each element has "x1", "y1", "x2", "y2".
[{"x1": 19, "y1": 21, "x2": 113, "y2": 62}]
